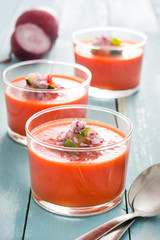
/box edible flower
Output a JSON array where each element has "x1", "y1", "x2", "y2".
[
  {"x1": 26, "y1": 72, "x2": 58, "y2": 89},
  {"x1": 60, "y1": 119, "x2": 104, "y2": 148}
]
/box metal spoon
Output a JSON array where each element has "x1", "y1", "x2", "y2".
[
  {"x1": 98, "y1": 220, "x2": 134, "y2": 240},
  {"x1": 76, "y1": 163, "x2": 160, "y2": 240}
]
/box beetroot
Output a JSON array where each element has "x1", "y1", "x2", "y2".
[{"x1": 0, "y1": 7, "x2": 58, "y2": 62}]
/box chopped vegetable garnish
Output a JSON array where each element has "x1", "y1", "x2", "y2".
[
  {"x1": 111, "y1": 38, "x2": 122, "y2": 46},
  {"x1": 60, "y1": 119, "x2": 104, "y2": 148},
  {"x1": 92, "y1": 36, "x2": 110, "y2": 46},
  {"x1": 64, "y1": 139, "x2": 79, "y2": 148},
  {"x1": 81, "y1": 127, "x2": 92, "y2": 136},
  {"x1": 25, "y1": 72, "x2": 64, "y2": 100},
  {"x1": 25, "y1": 73, "x2": 59, "y2": 89},
  {"x1": 91, "y1": 36, "x2": 122, "y2": 56}
]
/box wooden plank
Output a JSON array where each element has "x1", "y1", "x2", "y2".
[
  {"x1": 52, "y1": 0, "x2": 109, "y2": 62},
  {"x1": 118, "y1": 34, "x2": 160, "y2": 239},
  {"x1": 0, "y1": 0, "x2": 21, "y2": 47},
  {"x1": 0, "y1": 0, "x2": 65, "y2": 239},
  {"x1": 0, "y1": 1, "x2": 31, "y2": 239},
  {"x1": 0, "y1": 140, "x2": 30, "y2": 239},
  {"x1": 107, "y1": 0, "x2": 159, "y2": 32},
  {"x1": 3, "y1": 0, "x2": 160, "y2": 239},
  {"x1": 25, "y1": 197, "x2": 128, "y2": 240},
  {"x1": 23, "y1": 0, "x2": 128, "y2": 239},
  {"x1": 116, "y1": 0, "x2": 160, "y2": 239}
]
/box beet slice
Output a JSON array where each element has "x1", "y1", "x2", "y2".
[
  {"x1": 11, "y1": 23, "x2": 52, "y2": 60},
  {"x1": 15, "y1": 8, "x2": 58, "y2": 43}
]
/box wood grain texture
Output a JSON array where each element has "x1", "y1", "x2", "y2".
[
  {"x1": 0, "y1": 0, "x2": 160, "y2": 239},
  {"x1": 21, "y1": 0, "x2": 128, "y2": 240},
  {"x1": 107, "y1": 0, "x2": 159, "y2": 32},
  {"x1": 25, "y1": 197, "x2": 128, "y2": 240},
  {"x1": 23, "y1": 0, "x2": 128, "y2": 240},
  {"x1": 0, "y1": 0, "x2": 65, "y2": 239},
  {"x1": 116, "y1": 0, "x2": 160, "y2": 239},
  {"x1": 0, "y1": 1, "x2": 30, "y2": 239}
]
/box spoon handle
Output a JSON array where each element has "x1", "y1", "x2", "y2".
[
  {"x1": 75, "y1": 212, "x2": 138, "y2": 240},
  {"x1": 97, "y1": 219, "x2": 136, "y2": 240}
]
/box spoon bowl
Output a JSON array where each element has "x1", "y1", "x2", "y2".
[
  {"x1": 132, "y1": 180, "x2": 160, "y2": 216},
  {"x1": 129, "y1": 164, "x2": 160, "y2": 217},
  {"x1": 76, "y1": 163, "x2": 160, "y2": 240}
]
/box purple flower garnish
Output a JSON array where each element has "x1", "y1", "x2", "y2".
[{"x1": 60, "y1": 119, "x2": 104, "y2": 148}]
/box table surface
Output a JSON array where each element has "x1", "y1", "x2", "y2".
[{"x1": 1, "y1": 0, "x2": 160, "y2": 239}]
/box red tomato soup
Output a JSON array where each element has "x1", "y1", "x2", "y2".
[
  {"x1": 5, "y1": 75, "x2": 88, "y2": 136},
  {"x1": 28, "y1": 119, "x2": 129, "y2": 207},
  {"x1": 74, "y1": 39, "x2": 144, "y2": 90}
]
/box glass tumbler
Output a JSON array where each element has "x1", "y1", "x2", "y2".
[
  {"x1": 26, "y1": 104, "x2": 133, "y2": 216},
  {"x1": 73, "y1": 27, "x2": 147, "y2": 99},
  {"x1": 3, "y1": 59, "x2": 91, "y2": 145}
]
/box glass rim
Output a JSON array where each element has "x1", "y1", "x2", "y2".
[
  {"x1": 2, "y1": 59, "x2": 91, "y2": 93},
  {"x1": 72, "y1": 26, "x2": 147, "y2": 50},
  {"x1": 25, "y1": 104, "x2": 133, "y2": 152}
]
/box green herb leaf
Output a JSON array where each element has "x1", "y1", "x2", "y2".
[
  {"x1": 111, "y1": 38, "x2": 122, "y2": 46},
  {"x1": 64, "y1": 139, "x2": 78, "y2": 148},
  {"x1": 81, "y1": 127, "x2": 92, "y2": 136}
]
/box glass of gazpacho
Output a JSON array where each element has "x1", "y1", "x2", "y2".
[
  {"x1": 73, "y1": 27, "x2": 147, "y2": 99},
  {"x1": 3, "y1": 59, "x2": 91, "y2": 145},
  {"x1": 26, "y1": 104, "x2": 133, "y2": 216}
]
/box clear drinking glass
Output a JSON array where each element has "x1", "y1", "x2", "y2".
[
  {"x1": 3, "y1": 59, "x2": 91, "y2": 145},
  {"x1": 26, "y1": 104, "x2": 133, "y2": 216},
  {"x1": 73, "y1": 27, "x2": 147, "y2": 99}
]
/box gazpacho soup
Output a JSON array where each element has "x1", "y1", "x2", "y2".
[
  {"x1": 5, "y1": 73, "x2": 89, "y2": 136},
  {"x1": 73, "y1": 27, "x2": 147, "y2": 98},
  {"x1": 28, "y1": 118, "x2": 129, "y2": 209}
]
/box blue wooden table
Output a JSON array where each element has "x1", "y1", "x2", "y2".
[{"x1": 0, "y1": 0, "x2": 160, "y2": 239}]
